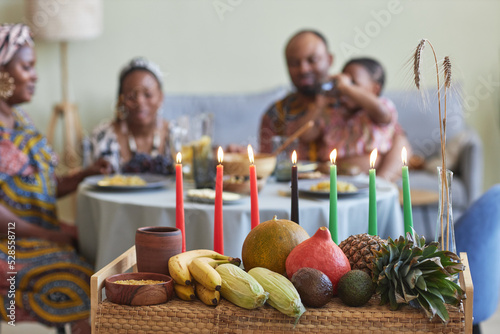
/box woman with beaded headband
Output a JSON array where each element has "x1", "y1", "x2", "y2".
[
  {"x1": 84, "y1": 57, "x2": 174, "y2": 175},
  {"x1": 0, "y1": 23, "x2": 110, "y2": 333}
]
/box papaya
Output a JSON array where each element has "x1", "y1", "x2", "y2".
[{"x1": 242, "y1": 216, "x2": 309, "y2": 276}]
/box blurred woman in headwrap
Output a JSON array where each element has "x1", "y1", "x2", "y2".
[
  {"x1": 84, "y1": 57, "x2": 174, "y2": 175},
  {"x1": 0, "y1": 23, "x2": 109, "y2": 333}
]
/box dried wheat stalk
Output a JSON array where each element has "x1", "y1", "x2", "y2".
[
  {"x1": 443, "y1": 56, "x2": 452, "y2": 250},
  {"x1": 412, "y1": 39, "x2": 450, "y2": 251},
  {"x1": 413, "y1": 39, "x2": 426, "y2": 90}
]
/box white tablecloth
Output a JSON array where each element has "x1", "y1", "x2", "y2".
[{"x1": 76, "y1": 177, "x2": 403, "y2": 270}]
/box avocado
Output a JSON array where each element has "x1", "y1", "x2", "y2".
[
  {"x1": 337, "y1": 270, "x2": 374, "y2": 307},
  {"x1": 291, "y1": 267, "x2": 333, "y2": 308}
]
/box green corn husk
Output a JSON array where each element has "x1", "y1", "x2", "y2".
[
  {"x1": 215, "y1": 264, "x2": 269, "y2": 309},
  {"x1": 248, "y1": 267, "x2": 306, "y2": 324}
]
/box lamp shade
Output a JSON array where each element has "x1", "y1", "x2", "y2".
[{"x1": 25, "y1": 0, "x2": 103, "y2": 41}]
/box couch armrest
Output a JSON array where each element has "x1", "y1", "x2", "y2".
[{"x1": 455, "y1": 127, "x2": 483, "y2": 205}]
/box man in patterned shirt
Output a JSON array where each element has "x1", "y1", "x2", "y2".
[{"x1": 259, "y1": 30, "x2": 410, "y2": 181}]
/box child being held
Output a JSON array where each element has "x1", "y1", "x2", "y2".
[{"x1": 321, "y1": 57, "x2": 401, "y2": 173}]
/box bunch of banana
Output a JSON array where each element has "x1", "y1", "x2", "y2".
[
  {"x1": 168, "y1": 249, "x2": 241, "y2": 305},
  {"x1": 174, "y1": 283, "x2": 196, "y2": 301},
  {"x1": 195, "y1": 282, "x2": 220, "y2": 306}
]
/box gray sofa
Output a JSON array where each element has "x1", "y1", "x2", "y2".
[{"x1": 163, "y1": 86, "x2": 483, "y2": 241}]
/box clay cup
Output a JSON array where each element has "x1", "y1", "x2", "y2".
[{"x1": 135, "y1": 226, "x2": 182, "y2": 276}]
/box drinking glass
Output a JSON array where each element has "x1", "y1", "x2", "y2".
[
  {"x1": 272, "y1": 135, "x2": 298, "y2": 182},
  {"x1": 170, "y1": 113, "x2": 215, "y2": 185}
]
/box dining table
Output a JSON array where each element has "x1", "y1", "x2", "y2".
[{"x1": 76, "y1": 175, "x2": 404, "y2": 270}]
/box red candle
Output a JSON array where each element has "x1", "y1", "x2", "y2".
[
  {"x1": 175, "y1": 152, "x2": 186, "y2": 252},
  {"x1": 214, "y1": 147, "x2": 224, "y2": 254},
  {"x1": 248, "y1": 145, "x2": 260, "y2": 229},
  {"x1": 291, "y1": 150, "x2": 299, "y2": 224}
]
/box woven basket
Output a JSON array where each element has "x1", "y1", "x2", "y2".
[{"x1": 95, "y1": 295, "x2": 465, "y2": 334}]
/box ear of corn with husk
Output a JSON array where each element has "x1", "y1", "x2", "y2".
[
  {"x1": 248, "y1": 267, "x2": 306, "y2": 324},
  {"x1": 215, "y1": 264, "x2": 269, "y2": 309}
]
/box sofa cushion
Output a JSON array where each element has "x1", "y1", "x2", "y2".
[
  {"x1": 163, "y1": 86, "x2": 289, "y2": 149},
  {"x1": 384, "y1": 88, "x2": 465, "y2": 159}
]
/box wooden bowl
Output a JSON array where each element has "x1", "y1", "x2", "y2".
[
  {"x1": 105, "y1": 272, "x2": 174, "y2": 306},
  {"x1": 223, "y1": 153, "x2": 277, "y2": 179},
  {"x1": 223, "y1": 176, "x2": 267, "y2": 194}
]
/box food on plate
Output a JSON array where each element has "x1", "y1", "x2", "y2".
[
  {"x1": 113, "y1": 279, "x2": 166, "y2": 285},
  {"x1": 187, "y1": 188, "x2": 241, "y2": 201},
  {"x1": 291, "y1": 267, "x2": 333, "y2": 308},
  {"x1": 298, "y1": 171, "x2": 324, "y2": 179},
  {"x1": 310, "y1": 180, "x2": 358, "y2": 193},
  {"x1": 286, "y1": 227, "x2": 351, "y2": 295},
  {"x1": 97, "y1": 174, "x2": 147, "y2": 186},
  {"x1": 337, "y1": 269, "x2": 374, "y2": 307},
  {"x1": 241, "y1": 216, "x2": 309, "y2": 276},
  {"x1": 339, "y1": 233, "x2": 385, "y2": 277}
]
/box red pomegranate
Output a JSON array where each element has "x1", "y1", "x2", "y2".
[{"x1": 286, "y1": 227, "x2": 351, "y2": 295}]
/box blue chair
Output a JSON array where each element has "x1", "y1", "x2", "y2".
[{"x1": 455, "y1": 184, "x2": 500, "y2": 333}]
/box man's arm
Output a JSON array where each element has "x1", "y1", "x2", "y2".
[{"x1": 259, "y1": 113, "x2": 276, "y2": 154}]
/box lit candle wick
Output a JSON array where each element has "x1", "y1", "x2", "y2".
[{"x1": 370, "y1": 149, "x2": 378, "y2": 169}]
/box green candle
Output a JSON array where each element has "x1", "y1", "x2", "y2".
[
  {"x1": 329, "y1": 149, "x2": 338, "y2": 244},
  {"x1": 401, "y1": 147, "x2": 414, "y2": 236},
  {"x1": 368, "y1": 149, "x2": 378, "y2": 236}
]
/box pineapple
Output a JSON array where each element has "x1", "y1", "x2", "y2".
[
  {"x1": 373, "y1": 233, "x2": 465, "y2": 322},
  {"x1": 339, "y1": 233, "x2": 385, "y2": 276}
]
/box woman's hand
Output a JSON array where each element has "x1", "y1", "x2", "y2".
[
  {"x1": 45, "y1": 229, "x2": 77, "y2": 248},
  {"x1": 84, "y1": 158, "x2": 113, "y2": 176},
  {"x1": 56, "y1": 158, "x2": 113, "y2": 198}
]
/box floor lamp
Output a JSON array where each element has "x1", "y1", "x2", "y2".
[{"x1": 25, "y1": 0, "x2": 103, "y2": 169}]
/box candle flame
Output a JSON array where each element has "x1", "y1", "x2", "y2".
[
  {"x1": 370, "y1": 149, "x2": 378, "y2": 169},
  {"x1": 330, "y1": 149, "x2": 337, "y2": 164},
  {"x1": 402, "y1": 146, "x2": 407, "y2": 165},
  {"x1": 248, "y1": 145, "x2": 254, "y2": 164},
  {"x1": 291, "y1": 150, "x2": 297, "y2": 165},
  {"x1": 217, "y1": 146, "x2": 224, "y2": 164},
  {"x1": 176, "y1": 152, "x2": 182, "y2": 164}
]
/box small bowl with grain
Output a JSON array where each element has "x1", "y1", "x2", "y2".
[{"x1": 105, "y1": 272, "x2": 174, "y2": 306}]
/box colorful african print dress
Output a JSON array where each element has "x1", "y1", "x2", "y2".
[
  {"x1": 261, "y1": 93, "x2": 400, "y2": 162},
  {"x1": 84, "y1": 121, "x2": 174, "y2": 175},
  {"x1": 260, "y1": 93, "x2": 325, "y2": 161},
  {"x1": 0, "y1": 109, "x2": 92, "y2": 327}
]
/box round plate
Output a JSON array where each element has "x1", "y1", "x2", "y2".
[
  {"x1": 297, "y1": 160, "x2": 318, "y2": 173},
  {"x1": 84, "y1": 174, "x2": 173, "y2": 191},
  {"x1": 186, "y1": 188, "x2": 245, "y2": 205},
  {"x1": 298, "y1": 177, "x2": 369, "y2": 198}
]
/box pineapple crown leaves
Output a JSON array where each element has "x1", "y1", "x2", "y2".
[{"x1": 372, "y1": 232, "x2": 465, "y2": 323}]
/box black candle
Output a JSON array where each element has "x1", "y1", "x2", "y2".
[{"x1": 291, "y1": 150, "x2": 299, "y2": 224}]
